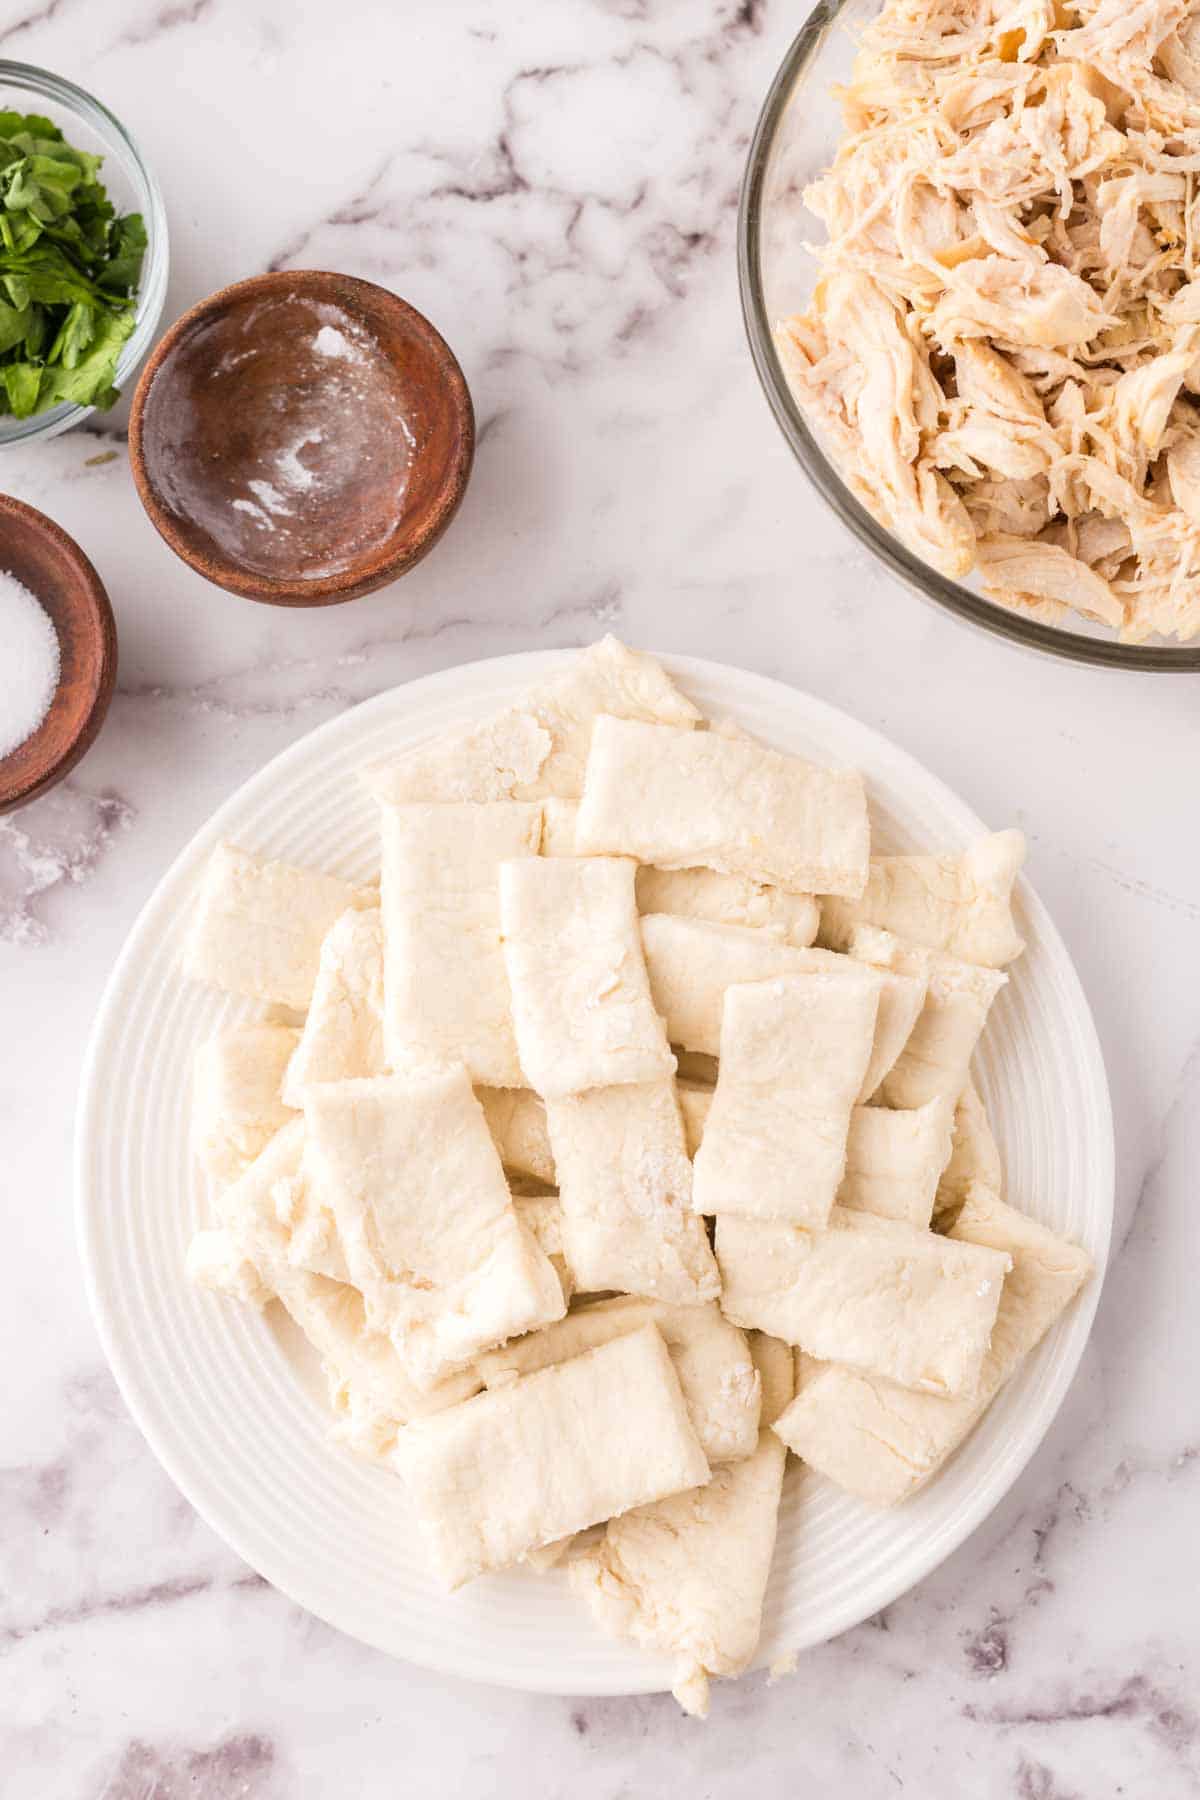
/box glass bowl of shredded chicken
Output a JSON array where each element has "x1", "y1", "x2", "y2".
[{"x1": 739, "y1": 0, "x2": 1200, "y2": 666}]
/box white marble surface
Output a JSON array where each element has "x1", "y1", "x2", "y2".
[{"x1": 1, "y1": 0, "x2": 1197, "y2": 1794}]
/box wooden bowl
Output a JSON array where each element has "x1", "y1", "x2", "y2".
[
  {"x1": 128, "y1": 271, "x2": 475, "y2": 606},
  {"x1": 0, "y1": 496, "x2": 117, "y2": 814}
]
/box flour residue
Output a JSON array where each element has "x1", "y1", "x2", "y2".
[
  {"x1": 313, "y1": 323, "x2": 364, "y2": 364},
  {"x1": 146, "y1": 295, "x2": 421, "y2": 581}
]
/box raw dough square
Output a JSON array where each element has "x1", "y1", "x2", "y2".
[
  {"x1": 283, "y1": 907, "x2": 385, "y2": 1104},
  {"x1": 772, "y1": 1185, "x2": 1092, "y2": 1504},
  {"x1": 546, "y1": 1080, "x2": 719, "y2": 1303},
  {"x1": 682, "y1": 1079, "x2": 954, "y2": 1231},
  {"x1": 838, "y1": 1096, "x2": 957, "y2": 1227},
  {"x1": 715, "y1": 1207, "x2": 1011, "y2": 1396},
  {"x1": 392, "y1": 1323, "x2": 711, "y2": 1587},
  {"x1": 192, "y1": 1023, "x2": 299, "y2": 1185},
  {"x1": 183, "y1": 842, "x2": 368, "y2": 1011},
  {"x1": 512, "y1": 1192, "x2": 574, "y2": 1302},
  {"x1": 541, "y1": 800, "x2": 819, "y2": 943},
  {"x1": 500, "y1": 856, "x2": 674, "y2": 1097},
  {"x1": 381, "y1": 802, "x2": 541, "y2": 1088},
  {"x1": 362, "y1": 637, "x2": 700, "y2": 804},
  {"x1": 199, "y1": 1115, "x2": 347, "y2": 1286},
  {"x1": 476, "y1": 1086, "x2": 555, "y2": 1186},
  {"x1": 569, "y1": 1329, "x2": 793, "y2": 1719},
  {"x1": 693, "y1": 971, "x2": 882, "y2": 1225},
  {"x1": 849, "y1": 927, "x2": 1007, "y2": 1108},
  {"x1": 934, "y1": 1079, "x2": 1003, "y2": 1227},
  {"x1": 640, "y1": 914, "x2": 922, "y2": 1102},
  {"x1": 576, "y1": 715, "x2": 870, "y2": 897},
  {"x1": 476, "y1": 1295, "x2": 760, "y2": 1464},
  {"x1": 636, "y1": 865, "x2": 820, "y2": 945},
  {"x1": 303, "y1": 1068, "x2": 564, "y2": 1387},
  {"x1": 820, "y1": 831, "x2": 1025, "y2": 968}
]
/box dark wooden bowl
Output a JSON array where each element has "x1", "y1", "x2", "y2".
[
  {"x1": 128, "y1": 271, "x2": 475, "y2": 606},
  {"x1": 0, "y1": 496, "x2": 117, "y2": 814}
]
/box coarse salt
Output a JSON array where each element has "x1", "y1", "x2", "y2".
[{"x1": 0, "y1": 572, "x2": 60, "y2": 759}]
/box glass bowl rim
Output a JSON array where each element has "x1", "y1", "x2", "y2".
[
  {"x1": 0, "y1": 59, "x2": 169, "y2": 446},
  {"x1": 737, "y1": 8, "x2": 1200, "y2": 672}
]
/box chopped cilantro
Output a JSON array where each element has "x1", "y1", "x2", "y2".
[{"x1": 0, "y1": 111, "x2": 145, "y2": 419}]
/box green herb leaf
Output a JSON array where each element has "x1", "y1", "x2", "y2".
[
  {"x1": 3, "y1": 359, "x2": 41, "y2": 416},
  {"x1": 0, "y1": 111, "x2": 61, "y2": 143},
  {"x1": 0, "y1": 297, "x2": 35, "y2": 354},
  {"x1": 33, "y1": 306, "x2": 134, "y2": 410},
  {"x1": 0, "y1": 110, "x2": 143, "y2": 418},
  {"x1": 47, "y1": 297, "x2": 94, "y2": 366},
  {"x1": 98, "y1": 212, "x2": 146, "y2": 294}
]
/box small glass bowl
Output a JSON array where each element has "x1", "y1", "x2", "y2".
[
  {"x1": 0, "y1": 61, "x2": 168, "y2": 447},
  {"x1": 738, "y1": 4, "x2": 1200, "y2": 671}
]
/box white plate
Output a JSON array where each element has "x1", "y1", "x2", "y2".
[{"x1": 76, "y1": 650, "x2": 1112, "y2": 1695}]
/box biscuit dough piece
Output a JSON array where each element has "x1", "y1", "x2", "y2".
[
  {"x1": 855, "y1": 960, "x2": 928, "y2": 1102},
  {"x1": 186, "y1": 1229, "x2": 271, "y2": 1307},
  {"x1": 362, "y1": 638, "x2": 701, "y2": 805},
  {"x1": 304, "y1": 1069, "x2": 565, "y2": 1388},
  {"x1": 693, "y1": 972, "x2": 882, "y2": 1225},
  {"x1": 683, "y1": 1080, "x2": 954, "y2": 1230},
  {"x1": 715, "y1": 1207, "x2": 1010, "y2": 1396},
  {"x1": 183, "y1": 842, "x2": 369, "y2": 1011},
  {"x1": 538, "y1": 797, "x2": 581, "y2": 856},
  {"x1": 541, "y1": 801, "x2": 820, "y2": 943},
  {"x1": 513, "y1": 1193, "x2": 574, "y2": 1302},
  {"x1": 640, "y1": 915, "x2": 922, "y2": 1102},
  {"x1": 641, "y1": 915, "x2": 827, "y2": 1057},
  {"x1": 839, "y1": 1097, "x2": 957, "y2": 1228},
  {"x1": 849, "y1": 928, "x2": 1007, "y2": 1109},
  {"x1": 577, "y1": 716, "x2": 870, "y2": 897},
  {"x1": 500, "y1": 857, "x2": 674, "y2": 1097},
  {"x1": 772, "y1": 1186, "x2": 1092, "y2": 1504},
  {"x1": 188, "y1": 1124, "x2": 478, "y2": 1454},
  {"x1": 393, "y1": 1324, "x2": 711, "y2": 1588},
  {"x1": 546, "y1": 1080, "x2": 719, "y2": 1303},
  {"x1": 476, "y1": 1296, "x2": 760, "y2": 1463},
  {"x1": 188, "y1": 1224, "x2": 479, "y2": 1458},
  {"x1": 636, "y1": 866, "x2": 820, "y2": 946},
  {"x1": 283, "y1": 908, "x2": 385, "y2": 1105},
  {"x1": 820, "y1": 832, "x2": 1026, "y2": 968},
  {"x1": 276, "y1": 1268, "x2": 481, "y2": 1459},
  {"x1": 192, "y1": 1024, "x2": 300, "y2": 1185},
  {"x1": 934, "y1": 1080, "x2": 1003, "y2": 1228},
  {"x1": 381, "y1": 802, "x2": 541, "y2": 1088},
  {"x1": 205, "y1": 1116, "x2": 348, "y2": 1284},
  {"x1": 570, "y1": 1329, "x2": 793, "y2": 1718},
  {"x1": 476, "y1": 1086, "x2": 556, "y2": 1185}
]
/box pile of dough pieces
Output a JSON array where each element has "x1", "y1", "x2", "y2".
[{"x1": 185, "y1": 636, "x2": 1092, "y2": 1717}]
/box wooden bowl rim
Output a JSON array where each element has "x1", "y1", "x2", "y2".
[
  {"x1": 0, "y1": 493, "x2": 117, "y2": 814},
  {"x1": 128, "y1": 269, "x2": 475, "y2": 608}
]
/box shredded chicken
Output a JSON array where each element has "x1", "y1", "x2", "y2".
[{"x1": 779, "y1": 0, "x2": 1200, "y2": 641}]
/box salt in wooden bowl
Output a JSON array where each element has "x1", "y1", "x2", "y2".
[{"x1": 0, "y1": 496, "x2": 117, "y2": 814}]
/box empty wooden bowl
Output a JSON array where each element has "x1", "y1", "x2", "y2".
[
  {"x1": 128, "y1": 271, "x2": 475, "y2": 605},
  {"x1": 0, "y1": 496, "x2": 117, "y2": 814}
]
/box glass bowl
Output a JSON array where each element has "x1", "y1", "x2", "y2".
[
  {"x1": 0, "y1": 62, "x2": 168, "y2": 447},
  {"x1": 737, "y1": 5, "x2": 1200, "y2": 671}
]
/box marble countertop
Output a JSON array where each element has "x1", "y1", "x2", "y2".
[{"x1": 2, "y1": 1, "x2": 1197, "y2": 1794}]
